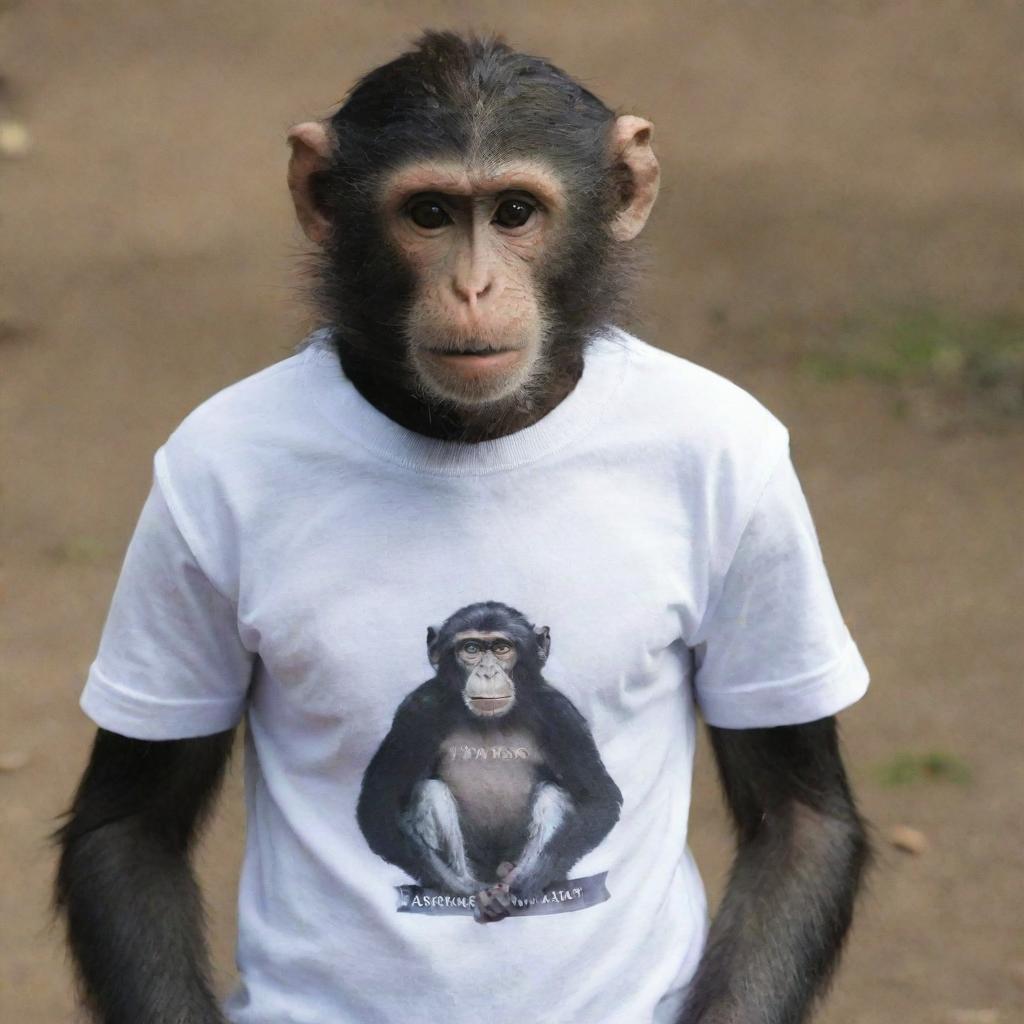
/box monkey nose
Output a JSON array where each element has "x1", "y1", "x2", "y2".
[{"x1": 451, "y1": 275, "x2": 494, "y2": 307}]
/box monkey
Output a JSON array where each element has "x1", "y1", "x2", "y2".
[
  {"x1": 55, "y1": 31, "x2": 870, "y2": 1024},
  {"x1": 357, "y1": 602, "x2": 622, "y2": 921},
  {"x1": 286, "y1": 31, "x2": 648, "y2": 443}
]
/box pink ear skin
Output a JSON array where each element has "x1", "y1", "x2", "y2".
[
  {"x1": 610, "y1": 115, "x2": 660, "y2": 242},
  {"x1": 287, "y1": 121, "x2": 333, "y2": 245}
]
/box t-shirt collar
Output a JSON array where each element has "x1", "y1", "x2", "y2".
[{"x1": 302, "y1": 327, "x2": 630, "y2": 476}]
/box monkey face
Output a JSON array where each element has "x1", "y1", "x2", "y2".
[
  {"x1": 379, "y1": 159, "x2": 567, "y2": 410},
  {"x1": 454, "y1": 630, "x2": 518, "y2": 717}
]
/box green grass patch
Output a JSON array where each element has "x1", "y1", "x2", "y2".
[
  {"x1": 875, "y1": 751, "x2": 973, "y2": 787},
  {"x1": 801, "y1": 308, "x2": 1024, "y2": 418}
]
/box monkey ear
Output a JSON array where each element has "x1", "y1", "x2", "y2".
[
  {"x1": 426, "y1": 626, "x2": 441, "y2": 668},
  {"x1": 534, "y1": 625, "x2": 551, "y2": 665},
  {"x1": 609, "y1": 115, "x2": 660, "y2": 242},
  {"x1": 287, "y1": 121, "x2": 333, "y2": 245}
]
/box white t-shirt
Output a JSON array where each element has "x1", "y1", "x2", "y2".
[{"x1": 81, "y1": 328, "x2": 868, "y2": 1024}]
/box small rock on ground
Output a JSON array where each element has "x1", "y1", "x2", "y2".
[
  {"x1": 887, "y1": 824, "x2": 929, "y2": 854},
  {"x1": 0, "y1": 750, "x2": 31, "y2": 773},
  {"x1": 0, "y1": 120, "x2": 31, "y2": 157}
]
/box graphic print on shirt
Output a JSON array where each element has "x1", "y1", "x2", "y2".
[{"x1": 356, "y1": 601, "x2": 622, "y2": 919}]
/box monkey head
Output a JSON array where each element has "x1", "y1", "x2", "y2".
[
  {"x1": 452, "y1": 631, "x2": 518, "y2": 717},
  {"x1": 426, "y1": 602, "x2": 551, "y2": 719},
  {"x1": 285, "y1": 32, "x2": 659, "y2": 435}
]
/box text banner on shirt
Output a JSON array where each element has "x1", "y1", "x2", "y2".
[{"x1": 396, "y1": 872, "x2": 611, "y2": 917}]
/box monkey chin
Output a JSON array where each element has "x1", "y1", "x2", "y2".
[{"x1": 409, "y1": 338, "x2": 547, "y2": 414}]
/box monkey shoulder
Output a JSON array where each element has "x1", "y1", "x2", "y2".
[
  {"x1": 380, "y1": 681, "x2": 461, "y2": 751},
  {"x1": 151, "y1": 349, "x2": 324, "y2": 588},
  {"x1": 532, "y1": 680, "x2": 588, "y2": 723},
  {"x1": 160, "y1": 353, "x2": 309, "y2": 484},
  {"x1": 391, "y1": 680, "x2": 448, "y2": 723},
  {"x1": 525, "y1": 682, "x2": 596, "y2": 747},
  {"x1": 613, "y1": 331, "x2": 790, "y2": 463},
  {"x1": 363, "y1": 682, "x2": 450, "y2": 783},
  {"x1": 608, "y1": 332, "x2": 792, "y2": 528}
]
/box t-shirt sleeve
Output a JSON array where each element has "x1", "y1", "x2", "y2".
[
  {"x1": 692, "y1": 447, "x2": 869, "y2": 728},
  {"x1": 80, "y1": 469, "x2": 254, "y2": 740}
]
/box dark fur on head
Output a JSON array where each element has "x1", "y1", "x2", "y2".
[
  {"x1": 308, "y1": 31, "x2": 635, "y2": 431},
  {"x1": 427, "y1": 600, "x2": 550, "y2": 683}
]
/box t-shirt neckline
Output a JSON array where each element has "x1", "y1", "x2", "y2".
[{"x1": 302, "y1": 327, "x2": 631, "y2": 477}]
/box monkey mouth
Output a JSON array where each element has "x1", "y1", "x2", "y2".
[
  {"x1": 427, "y1": 347, "x2": 524, "y2": 371},
  {"x1": 467, "y1": 695, "x2": 515, "y2": 716},
  {"x1": 428, "y1": 345, "x2": 522, "y2": 355}
]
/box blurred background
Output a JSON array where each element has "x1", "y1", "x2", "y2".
[{"x1": 2, "y1": 2, "x2": 1022, "y2": 1022}]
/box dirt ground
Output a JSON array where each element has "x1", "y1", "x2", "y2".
[{"x1": 2, "y1": 3, "x2": 1023, "y2": 1022}]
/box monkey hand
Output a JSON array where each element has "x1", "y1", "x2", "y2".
[
  {"x1": 473, "y1": 862, "x2": 517, "y2": 924},
  {"x1": 473, "y1": 880, "x2": 512, "y2": 924}
]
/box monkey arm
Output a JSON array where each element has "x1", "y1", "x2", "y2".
[
  {"x1": 54, "y1": 727, "x2": 235, "y2": 1024},
  {"x1": 356, "y1": 686, "x2": 451, "y2": 883},
  {"x1": 509, "y1": 688, "x2": 623, "y2": 893},
  {"x1": 677, "y1": 717, "x2": 870, "y2": 1024}
]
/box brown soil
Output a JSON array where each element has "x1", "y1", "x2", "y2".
[{"x1": 2, "y1": 3, "x2": 1022, "y2": 1022}]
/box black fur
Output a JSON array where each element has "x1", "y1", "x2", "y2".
[
  {"x1": 54, "y1": 728, "x2": 235, "y2": 1024},
  {"x1": 309, "y1": 31, "x2": 635, "y2": 440},
  {"x1": 677, "y1": 719, "x2": 871, "y2": 1024},
  {"x1": 357, "y1": 602, "x2": 622, "y2": 893}
]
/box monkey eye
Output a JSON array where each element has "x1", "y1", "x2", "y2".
[
  {"x1": 461, "y1": 641, "x2": 481, "y2": 655},
  {"x1": 407, "y1": 199, "x2": 452, "y2": 230},
  {"x1": 493, "y1": 198, "x2": 535, "y2": 230},
  {"x1": 492, "y1": 641, "x2": 513, "y2": 655}
]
